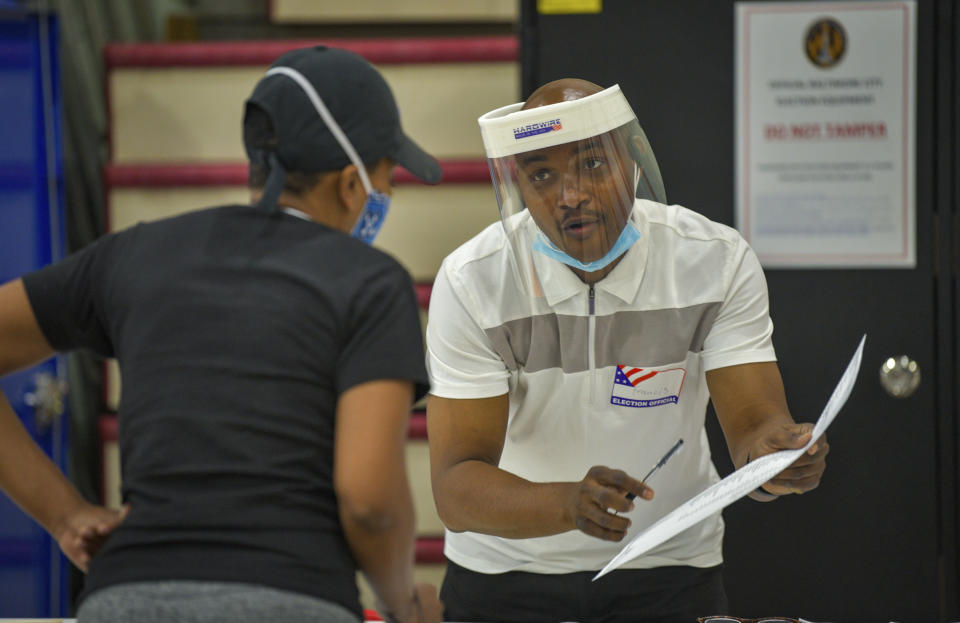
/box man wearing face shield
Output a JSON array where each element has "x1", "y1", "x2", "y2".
[
  {"x1": 0, "y1": 47, "x2": 444, "y2": 623},
  {"x1": 426, "y1": 80, "x2": 829, "y2": 622}
]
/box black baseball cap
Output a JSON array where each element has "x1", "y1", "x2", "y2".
[{"x1": 243, "y1": 45, "x2": 442, "y2": 196}]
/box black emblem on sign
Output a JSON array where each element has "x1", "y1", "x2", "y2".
[{"x1": 805, "y1": 17, "x2": 847, "y2": 68}]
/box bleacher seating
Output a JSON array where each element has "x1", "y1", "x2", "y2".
[
  {"x1": 269, "y1": 0, "x2": 518, "y2": 24},
  {"x1": 104, "y1": 160, "x2": 495, "y2": 281}
]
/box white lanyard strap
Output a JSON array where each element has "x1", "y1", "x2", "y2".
[{"x1": 264, "y1": 66, "x2": 374, "y2": 194}]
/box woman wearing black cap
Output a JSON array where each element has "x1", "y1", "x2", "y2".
[{"x1": 0, "y1": 46, "x2": 443, "y2": 623}]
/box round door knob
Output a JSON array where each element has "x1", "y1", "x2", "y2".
[{"x1": 879, "y1": 355, "x2": 921, "y2": 398}]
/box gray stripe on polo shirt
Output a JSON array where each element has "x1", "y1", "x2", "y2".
[
  {"x1": 484, "y1": 302, "x2": 721, "y2": 373},
  {"x1": 485, "y1": 314, "x2": 588, "y2": 373},
  {"x1": 595, "y1": 302, "x2": 722, "y2": 368}
]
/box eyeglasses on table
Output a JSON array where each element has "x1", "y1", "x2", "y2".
[{"x1": 698, "y1": 617, "x2": 801, "y2": 623}]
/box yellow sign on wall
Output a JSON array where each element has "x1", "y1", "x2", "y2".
[{"x1": 537, "y1": 0, "x2": 602, "y2": 15}]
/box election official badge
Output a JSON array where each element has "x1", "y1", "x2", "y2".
[{"x1": 610, "y1": 364, "x2": 686, "y2": 409}]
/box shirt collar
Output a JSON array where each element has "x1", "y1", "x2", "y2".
[
  {"x1": 529, "y1": 199, "x2": 650, "y2": 307},
  {"x1": 281, "y1": 206, "x2": 313, "y2": 221}
]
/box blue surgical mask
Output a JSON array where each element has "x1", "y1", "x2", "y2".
[
  {"x1": 533, "y1": 221, "x2": 642, "y2": 272},
  {"x1": 352, "y1": 189, "x2": 391, "y2": 244}
]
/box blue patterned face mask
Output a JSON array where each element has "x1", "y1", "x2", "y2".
[
  {"x1": 351, "y1": 189, "x2": 391, "y2": 244},
  {"x1": 532, "y1": 221, "x2": 642, "y2": 272}
]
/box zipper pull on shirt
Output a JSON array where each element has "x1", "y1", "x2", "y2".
[{"x1": 588, "y1": 284, "x2": 596, "y2": 315}]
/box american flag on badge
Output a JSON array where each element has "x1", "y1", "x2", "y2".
[
  {"x1": 610, "y1": 364, "x2": 686, "y2": 409},
  {"x1": 617, "y1": 366, "x2": 658, "y2": 386}
]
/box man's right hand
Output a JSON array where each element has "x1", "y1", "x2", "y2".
[{"x1": 568, "y1": 466, "x2": 653, "y2": 541}]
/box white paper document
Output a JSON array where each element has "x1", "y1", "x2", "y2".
[{"x1": 594, "y1": 335, "x2": 866, "y2": 580}]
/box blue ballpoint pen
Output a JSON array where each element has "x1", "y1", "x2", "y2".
[{"x1": 626, "y1": 438, "x2": 684, "y2": 501}]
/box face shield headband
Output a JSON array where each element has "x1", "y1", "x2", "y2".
[
  {"x1": 258, "y1": 66, "x2": 389, "y2": 244},
  {"x1": 479, "y1": 85, "x2": 665, "y2": 273}
]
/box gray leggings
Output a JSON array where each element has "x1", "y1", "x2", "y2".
[{"x1": 77, "y1": 580, "x2": 360, "y2": 623}]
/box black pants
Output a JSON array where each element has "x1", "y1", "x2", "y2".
[{"x1": 440, "y1": 560, "x2": 728, "y2": 623}]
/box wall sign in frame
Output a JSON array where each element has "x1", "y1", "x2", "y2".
[{"x1": 735, "y1": 1, "x2": 916, "y2": 268}]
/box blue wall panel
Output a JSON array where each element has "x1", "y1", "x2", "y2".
[{"x1": 0, "y1": 11, "x2": 70, "y2": 617}]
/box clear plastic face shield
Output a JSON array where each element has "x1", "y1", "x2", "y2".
[{"x1": 479, "y1": 85, "x2": 665, "y2": 275}]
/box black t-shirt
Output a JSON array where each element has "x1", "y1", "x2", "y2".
[{"x1": 22, "y1": 205, "x2": 429, "y2": 617}]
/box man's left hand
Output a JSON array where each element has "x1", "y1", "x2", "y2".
[{"x1": 750, "y1": 422, "x2": 829, "y2": 497}]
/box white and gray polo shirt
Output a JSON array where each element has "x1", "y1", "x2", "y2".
[{"x1": 426, "y1": 199, "x2": 777, "y2": 574}]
